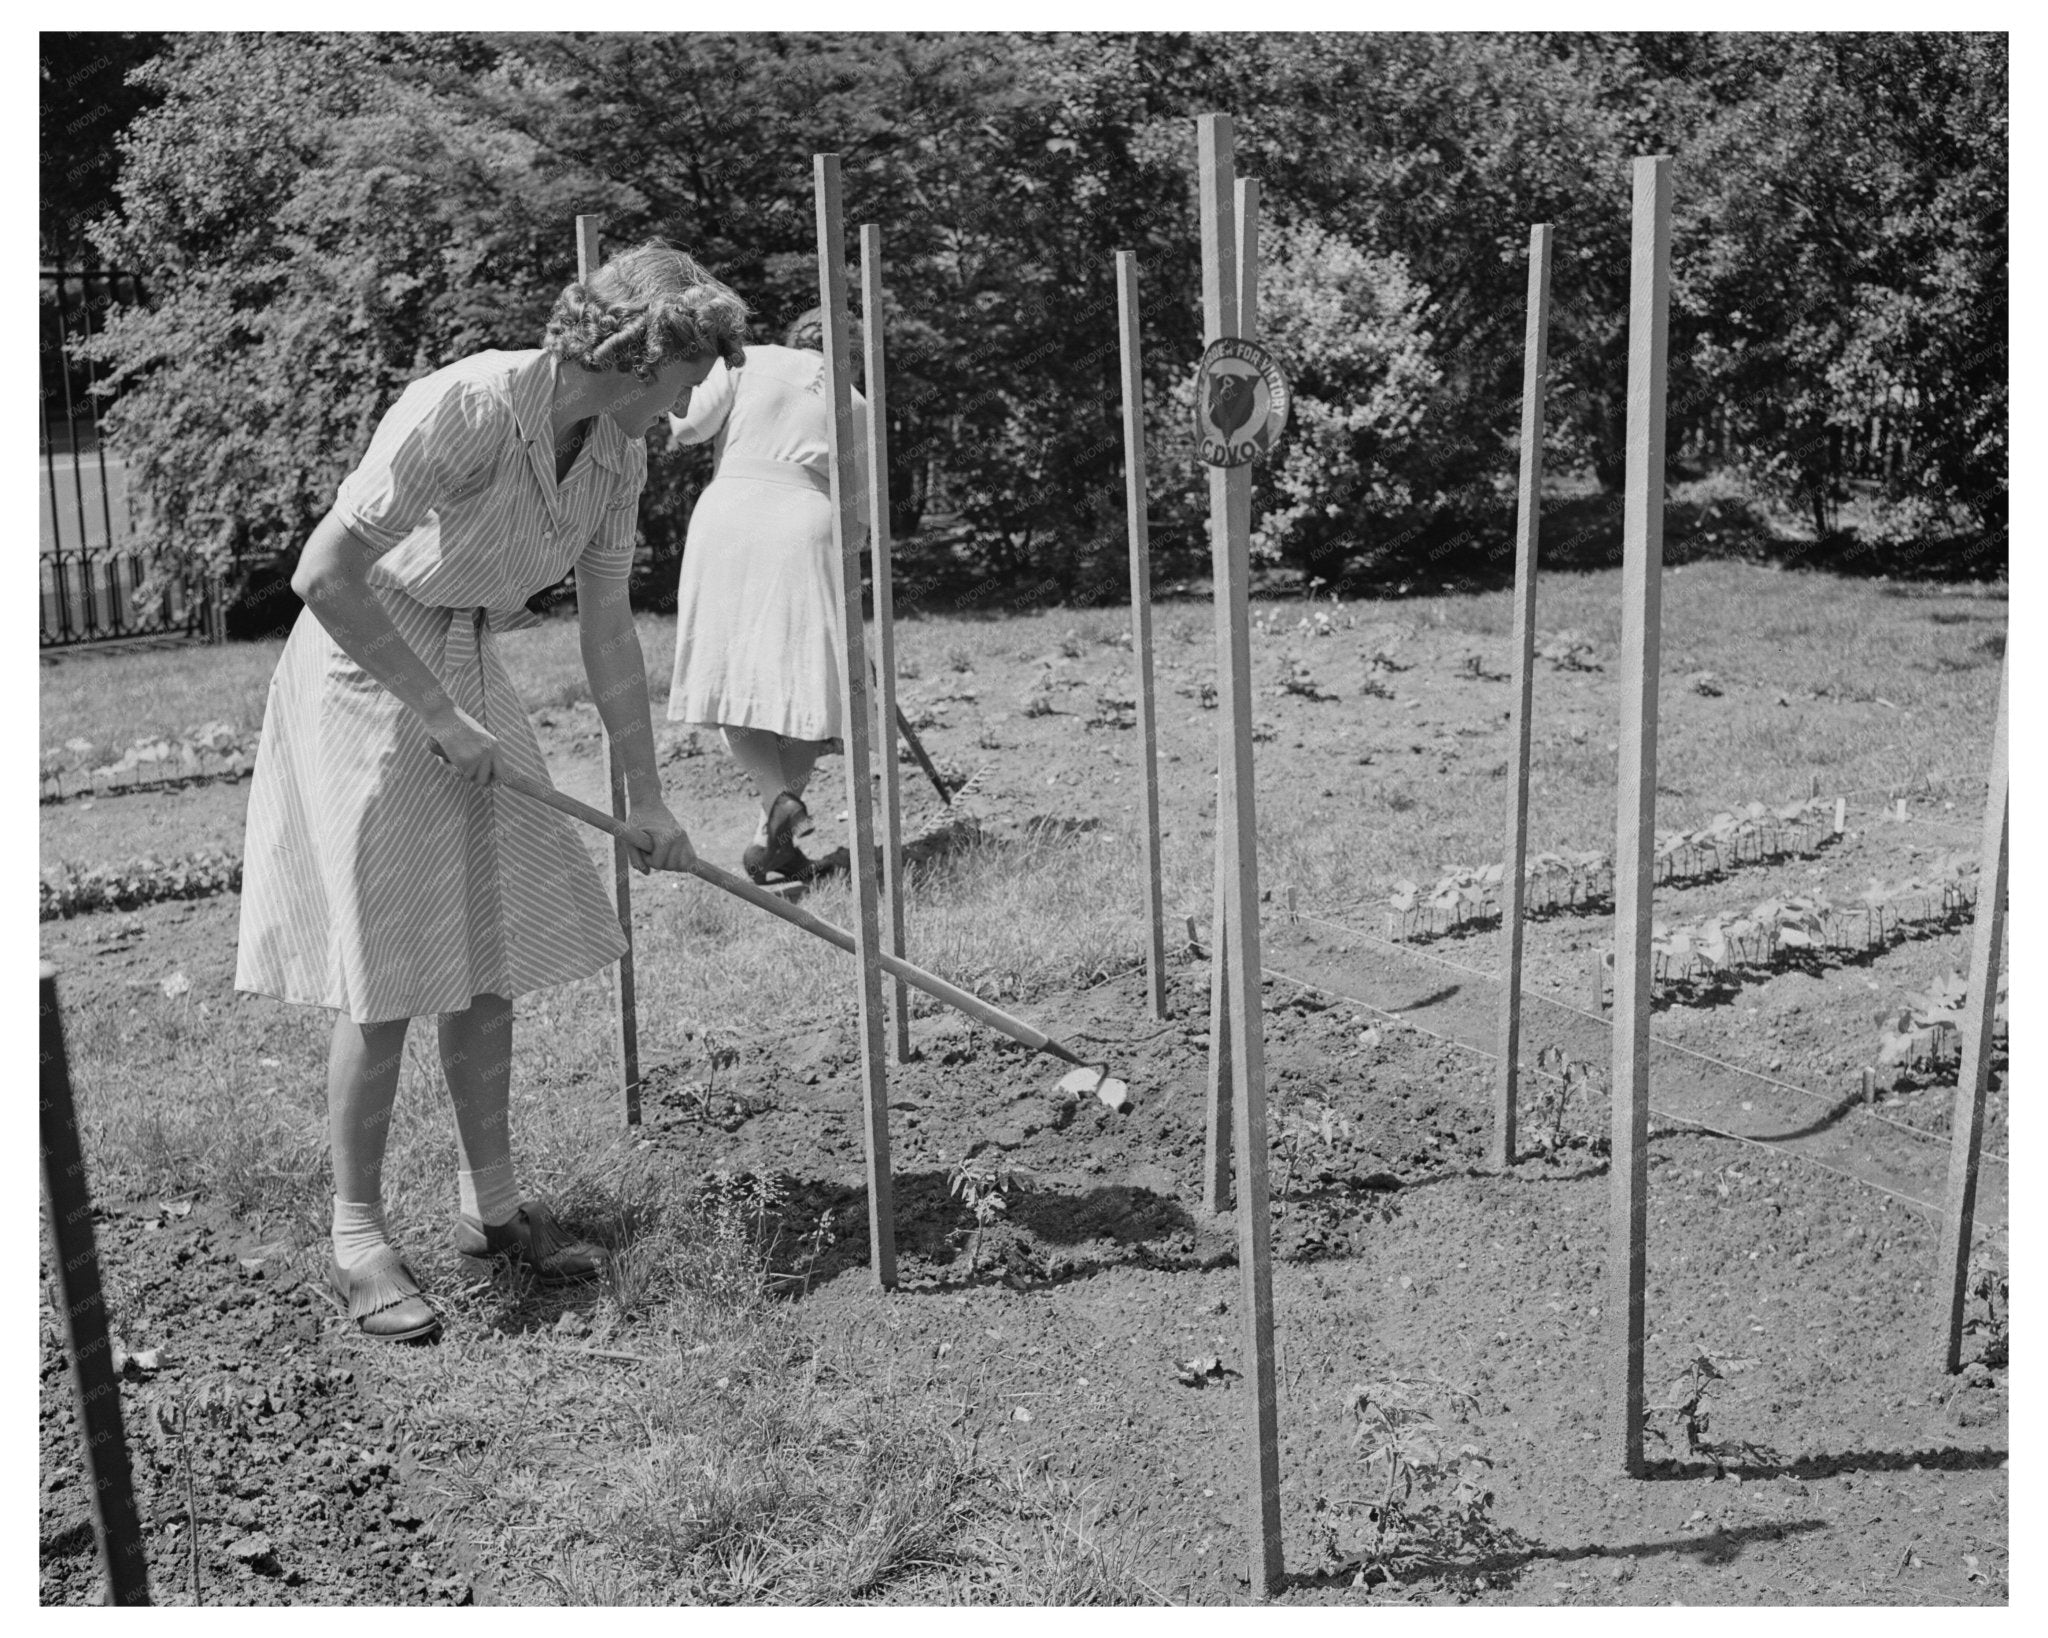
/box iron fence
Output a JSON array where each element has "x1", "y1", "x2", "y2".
[{"x1": 39, "y1": 262, "x2": 216, "y2": 647}]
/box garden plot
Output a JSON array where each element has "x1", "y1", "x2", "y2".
[{"x1": 40, "y1": 563, "x2": 2007, "y2": 1605}]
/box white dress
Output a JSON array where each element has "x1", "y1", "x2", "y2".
[
  {"x1": 235, "y1": 350, "x2": 634, "y2": 1024},
  {"x1": 666, "y1": 346, "x2": 867, "y2": 741}
]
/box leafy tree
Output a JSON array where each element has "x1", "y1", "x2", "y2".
[{"x1": 79, "y1": 27, "x2": 2008, "y2": 618}]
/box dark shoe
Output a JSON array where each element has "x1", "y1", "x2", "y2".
[
  {"x1": 743, "y1": 791, "x2": 815, "y2": 884},
  {"x1": 324, "y1": 1248, "x2": 441, "y2": 1343},
  {"x1": 453, "y1": 1201, "x2": 602, "y2": 1284}
]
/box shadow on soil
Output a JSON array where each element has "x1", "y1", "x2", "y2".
[
  {"x1": 1283, "y1": 1516, "x2": 1833, "y2": 1596},
  {"x1": 1645, "y1": 1445, "x2": 2008, "y2": 1482}
]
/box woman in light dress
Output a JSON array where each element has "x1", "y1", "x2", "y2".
[
  {"x1": 666, "y1": 308, "x2": 868, "y2": 883},
  {"x1": 236, "y1": 244, "x2": 747, "y2": 1342}
]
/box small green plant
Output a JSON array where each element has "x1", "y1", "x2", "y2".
[
  {"x1": 945, "y1": 644, "x2": 976, "y2": 674},
  {"x1": 1020, "y1": 666, "x2": 1059, "y2": 718},
  {"x1": 1085, "y1": 689, "x2": 1137, "y2": 730},
  {"x1": 1317, "y1": 1374, "x2": 1495, "y2": 1584},
  {"x1": 1276, "y1": 1099, "x2": 1351, "y2": 1202},
  {"x1": 947, "y1": 1153, "x2": 1016, "y2": 1277},
  {"x1": 1056, "y1": 628, "x2": 1084, "y2": 659},
  {"x1": 1966, "y1": 1257, "x2": 2009, "y2": 1369},
  {"x1": 767, "y1": 1206, "x2": 842, "y2": 1299},
  {"x1": 1279, "y1": 658, "x2": 1338, "y2": 701},
  {"x1": 1536, "y1": 630, "x2": 1601, "y2": 671},
  {"x1": 1647, "y1": 1349, "x2": 1756, "y2": 1456},
  {"x1": 41, "y1": 850, "x2": 245, "y2": 920},
  {"x1": 1530, "y1": 1046, "x2": 1598, "y2": 1154},
  {"x1": 668, "y1": 1024, "x2": 743, "y2": 1124},
  {"x1": 1878, "y1": 967, "x2": 2008, "y2": 1069}
]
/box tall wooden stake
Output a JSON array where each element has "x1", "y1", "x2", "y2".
[
  {"x1": 577, "y1": 215, "x2": 641, "y2": 1127},
  {"x1": 1203, "y1": 175, "x2": 1260, "y2": 1213},
  {"x1": 1936, "y1": 656, "x2": 2007, "y2": 1371},
  {"x1": 1492, "y1": 223, "x2": 1553, "y2": 1170},
  {"x1": 815, "y1": 157, "x2": 895, "y2": 1287},
  {"x1": 41, "y1": 964, "x2": 151, "y2": 1605},
  {"x1": 861, "y1": 224, "x2": 912, "y2": 1063},
  {"x1": 1116, "y1": 251, "x2": 1169, "y2": 1024},
  {"x1": 1607, "y1": 156, "x2": 1672, "y2": 1479},
  {"x1": 1199, "y1": 116, "x2": 1283, "y2": 1596}
]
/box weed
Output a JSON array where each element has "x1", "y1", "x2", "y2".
[
  {"x1": 1056, "y1": 628, "x2": 1084, "y2": 659},
  {"x1": 945, "y1": 644, "x2": 976, "y2": 673}
]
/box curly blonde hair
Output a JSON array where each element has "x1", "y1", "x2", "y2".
[
  {"x1": 544, "y1": 241, "x2": 750, "y2": 379},
  {"x1": 784, "y1": 305, "x2": 862, "y2": 357}
]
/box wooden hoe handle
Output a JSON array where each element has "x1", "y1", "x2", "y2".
[{"x1": 493, "y1": 768, "x2": 1090, "y2": 1068}]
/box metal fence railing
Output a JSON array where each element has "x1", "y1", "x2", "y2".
[{"x1": 40, "y1": 263, "x2": 212, "y2": 648}]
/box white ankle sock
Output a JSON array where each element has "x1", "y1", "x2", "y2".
[
  {"x1": 458, "y1": 1158, "x2": 522, "y2": 1227},
  {"x1": 331, "y1": 1197, "x2": 390, "y2": 1272}
]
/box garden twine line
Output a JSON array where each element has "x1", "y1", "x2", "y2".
[
  {"x1": 1258, "y1": 959, "x2": 1982, "y2": 1234},
  {"x1": 1285, "y1": 907, "x2": 2007, "y2": 1168}
]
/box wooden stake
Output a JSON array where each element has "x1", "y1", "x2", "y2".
[
  {"x1": 1862, "y1": 1066, "x2": 1877, "y2": 1106},
  {"x1": 577, "y1": 215, "x2": 641, "y2": 1127},
  {"x1": 1493, "y1": 222, "x2": 1553, "y2": 1172},
  {"x1": 1606, "y1": 155, "x2": 1672, "y2": 1480},
  {"x1": 40, "y1": 963, "x2": 151, "y2": 1605},
  {"x1": 815, "y1": 156, "x2": 895, "y2": 1287},
  {"x1": 1936, "y1": 656, "x2": 2008, "y2": 1372},
  {"x1": 1834, "y1": 796, "x2": 1847, "y2": 835},
  {"x1": 1116, "y1": 250, "x2": 1168, "y2": 1023},
  {"x1": 861, "y1": 224, "x2": 911, "y2": 1063},
  {"x1": 1199, "y1": 115, "x2": 1283, "y2": 1596},
  {"x1": 1204, "y1": 174, "x2": 1261, "y2": 1215}
]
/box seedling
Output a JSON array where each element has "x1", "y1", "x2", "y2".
[
  {"x1": 679, "y1": 1025, "x2": 742, "y2": 1124},
  {"x1": 1276, "y1": 1099, "x2": 1351, "y2": 1203},
  {"x1": 1536, "y1": 630, "x2": 1601, "y2": 671},
  {"x1": 1647, "y1": 1349, "x2": 1756, "y2": 1457},
  {"x1": 1318, "y1": 1373, "x2": 1496, "y2": 1584},
  {"x1": 1280, "y1": 659, "x2": 1339, "y2": 702},
  {"x1": 1879, "y1": 968, "x2": 2008, "y2": 1070},
  {"x1": 1964, "y1": 1257, "x2": 2009, "y2": 1369},
  {"x1": 1530, "y1": 1046, "x2": 1597, "y2": 1154},
  {"x1": 948, "y1": 1153, "x2": 1017, "y2": 1277}
]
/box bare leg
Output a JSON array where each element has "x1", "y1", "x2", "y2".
[
  {"x1": 776, "y1": 737, "x2": 827, "y2": 807},
  {"x1": 724, "y1": 724, "x2": 792, "y2": 841},
  {"x1": 441, "y1": 991, "x2": 600, "y2": 1278},
  {"x1": 328, "y1": 1012, "x2": 411, "y2": 1204},
  {"x1": 439, "y1": 992, "x2": 520, "y2": 1225},
  {"x1": 327, "y1": 1013, "x2": 438, "y2": 1341}
]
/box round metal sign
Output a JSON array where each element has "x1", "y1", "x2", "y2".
[{"x1": 1193, "y1": 337, "x2": 1292, "y2": 468}]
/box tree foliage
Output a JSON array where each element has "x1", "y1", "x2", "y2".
[{"x1": 76, "y1": 30, "x2": 2007, "y2": 609}]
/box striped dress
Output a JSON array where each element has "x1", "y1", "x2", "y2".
[
  {"x1": 235, "y1": 349, "x2": 638, "y2": 1025},
  {"x1": 666, "y1": 346, "x2": 867, "y2": 740}
]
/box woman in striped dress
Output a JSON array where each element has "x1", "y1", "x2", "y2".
[
  {"x1": 665, "y1": 309, "x2": 868, "y2": 883},
  {"x1": 235, "y1": 243, "x2": 748, "y2": 1342}
]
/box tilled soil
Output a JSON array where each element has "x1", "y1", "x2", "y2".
[
  {"x1": 622, "y1": 957, "x2": 2010, "y2": 1605},
  {"x1": 40, "y1": 576, "x2": 2007, "y2": 1604},
  {"x1": 37, "y1": 1192, "x2": 475, "y2": 1607}
]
